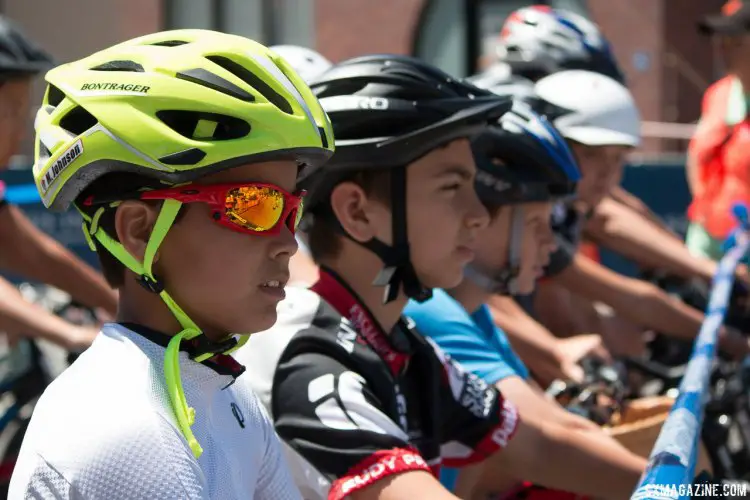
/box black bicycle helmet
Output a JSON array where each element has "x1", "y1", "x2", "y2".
[
  {"x1": 0, "y1": 16, "x2": 54, "y2": 79},
  {"x1": 303, "y1": 54, "x2": 512, "y2": 303},
  {"x1": 466, "y1": 99, "x2": 580, "y2": 294}
]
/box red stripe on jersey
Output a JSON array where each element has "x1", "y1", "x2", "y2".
[{"x1": 329, "y1": 448, "x2": 432, "y2": 500}]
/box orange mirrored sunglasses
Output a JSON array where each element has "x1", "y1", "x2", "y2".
[{"x1": 84, "y1": 182, "x2": 305, "y2": 236}]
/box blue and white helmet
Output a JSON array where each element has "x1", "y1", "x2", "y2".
[
  {"x1": 472, "y1": 98, "x2": 580, "y2": 206},
  {"x1": 466, "y1": 98, "x2": 581, "y2": 295},
  {"x1": 495, "y1": 5, "x2": 624, "y2": 84}
]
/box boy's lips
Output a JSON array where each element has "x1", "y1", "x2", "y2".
[{"x1": 456, "y1": 245, "x2": 475, "y2": 260}]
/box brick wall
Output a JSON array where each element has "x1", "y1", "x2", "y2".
[
  {"x1": 3, "y1": 0, "x2": 733, "y2": 155},
  {"x1": 588, "y1": 0, "x2": 665, "y2": 152}
]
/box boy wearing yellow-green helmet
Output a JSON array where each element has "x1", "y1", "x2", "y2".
[{"x1": 10, "y1": 29, "x2": 332, "y2": 499}]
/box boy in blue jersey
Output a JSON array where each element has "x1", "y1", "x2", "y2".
[{"x1": 406, "y1": 101, "x2": 646, "y2": 498}]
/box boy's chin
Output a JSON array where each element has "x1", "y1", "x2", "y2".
[
  {"x1": 233, "y1": 310, "x2": 278, "y2": 336},
  {"x1": 418, "y1": 266, "x2": 465, "y2": 292}
]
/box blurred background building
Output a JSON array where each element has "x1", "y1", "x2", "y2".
[
  {"x1": 0, "y1": 0, "x2": 729, "y2": 272},
  {"x1": 2, "y1": 0, "x2": 726, "y2": 161}
]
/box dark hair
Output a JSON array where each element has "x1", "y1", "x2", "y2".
[
  {"x1": 307, "y1": 169, "x2": 391, "y2": 262},
  {"x1": 75, "y1": 173, "x2": 184, "y2": 288},
  {"x1": 483, "y1": 201, "x2": 505, "y2": 220}
]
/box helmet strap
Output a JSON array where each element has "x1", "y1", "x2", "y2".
[
  {"x1": 465, "y1": 206, "x2": 525, "y2": 295},
  {"x1": 78, "y1": 199, "x2": 249, "y2": 459},
  {"x1": 337, "y1": 166, "x2": 432, "y2": 304}
]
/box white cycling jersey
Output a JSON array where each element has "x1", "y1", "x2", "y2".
[{"x1": 8, "y1": 323, "x2": 301, "y2": 500}]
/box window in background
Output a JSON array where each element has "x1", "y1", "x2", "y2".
[
  {"x1": 413, "y1": 0, "x2": 469, "y2": 78},
  {"x1": 163, "y1": 0, "x2": 314, "y2": 47},
  {"x1": 164, "y1": 0, "x2": 217, "y2": 30}
]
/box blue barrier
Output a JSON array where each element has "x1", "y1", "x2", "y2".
[
  {"x1": 630, "y1": 207, "x2": 750, "y2": 500},
  {"x1": 5, "y1": 183, "x2": 41, "y2": 205}
]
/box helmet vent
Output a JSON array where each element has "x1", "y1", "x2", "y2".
[
  {"x1": 318, "y1": 126, "x2": 328, "y2": 149},
  {"x1": 38, "y1": 139, "x2": 52, "y2": 161},
  {"x1": 155, "y1": 110, "x2": 251, "y2": 141},
  {"x1": 46, "y1": 85, "x2": 65, "y2": 107},
  {"x1": 176, "y1": 68, "x2": 254, "y2": 102},
  {"x1": 526, "y1": 97, "x2": 573, "y2": 122},
  {"x1": 205, "y1": 55, "x2": 293, "y2": 114},
  {"x1": 59, "y1": 106, "x2": 98, "y2": 136},
  {"x1": 90, "y1": 60, "x2": 144, "y2": 73},
  {"x1": 149, "y1": 40, "x2": 189, "y2": 47},
  {"x1": 159, "y1": 148, "x2": 207, "y2": 165}
]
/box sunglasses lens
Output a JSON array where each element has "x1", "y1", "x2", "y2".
[{"x1": 225, "y1": 186, "x2": 284, "y2": 232}]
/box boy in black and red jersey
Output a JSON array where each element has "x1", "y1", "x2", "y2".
[{"x1": 237, "y1": 55, "x2": 524, "y2": 500}]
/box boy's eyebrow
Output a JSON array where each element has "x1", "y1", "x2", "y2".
[{"x1": 433, "y1": 164, "x2": 474, "y2": 180}]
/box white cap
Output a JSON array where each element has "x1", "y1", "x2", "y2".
[
  {"x1": 534, "y1": 70, "x2": 641, "y2": 147},
  {"x1": 270, "y1": 45, "x2": 332, "y2": 84}
]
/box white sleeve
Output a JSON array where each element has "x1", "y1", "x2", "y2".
[
  {"x1": 9, "y1": 454, "x2": 74, "y2": 499},
  {"x1": 9, "y1": 415, "x2": 208, "y2": 500},
  {"x1": 255, "y1": 403, "x2": 304, "y2": 500}
]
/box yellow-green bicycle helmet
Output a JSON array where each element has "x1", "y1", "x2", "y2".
[
  {"x1": 31, "y1": 29, "x2": 334, "y2": 458},
  {"x1": 35, "y1": 28, "x2": 333, "y2": 210}
]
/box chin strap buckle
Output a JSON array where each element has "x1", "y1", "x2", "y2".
[
  {"x1": 185, "y1": 335, "x2": 239, "y2": 361},
  {"x1": 137, "y1": 274, "x2": 165, "y2": 294}
]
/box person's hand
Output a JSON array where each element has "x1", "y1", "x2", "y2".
[
  {"x1": 64, "y1": 325, "x2": 99, "y2": 352},
  {"x1": 93, "y1": 307, "x2": 115, "y2": 325},
  {"x1": 556, "y1": 334, "x2": 612, "y2": 382}
]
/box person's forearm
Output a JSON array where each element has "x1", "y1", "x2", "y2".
[
  {"x1": 488, "y1": 297, "x2": 566, "y2": 385},
  {"x1": 530, "y1": 423, "x2": 644, "y2": 499},
  {"x1": 586, "y1": 197, "x2": 716, "y2": 281},
  {"x1": 0, "y1": 205, "x2": 117, "y2": 313},
  {"x1": 627, "y1": 284, "x2": 704, "y2": 341},
  {"x1": 610, "y1": 187, "x2": 673, "y2": 233},
  {"x1": 589, "y1": 214, "x2": 717, "y2": 281},
  {"x1": 639, "y1": 289, "x2": 750, "y2": 356},
  {"x1": 25, "y1": 243, "x2": 117, "y2": 313},
  {"x1": 497, "y1": 421, "x2": 644, "y2": 499},
  {"x1": 528, "y1": 383, "x2": 650, "y2": 467},
  {"x1": 0, "y1": 275, "x2": 83, "y2": 349},
  {"x1": 557, "y1": 256, "x2": 742, "y2": 355}
]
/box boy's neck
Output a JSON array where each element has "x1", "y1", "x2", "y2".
[
  {"x1": 318, "y1": 245, "x2": 408, "y2": 335},
  {"x1": 447, "y1": 276, "x2": 491, "y2": 316},
  {"x1": 116, "y1": 283, "x2": 228, "y2": 342}
]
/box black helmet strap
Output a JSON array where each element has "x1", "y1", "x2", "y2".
[{"x1": 343, "y1": 165, "x2": 432, "y2": 304}]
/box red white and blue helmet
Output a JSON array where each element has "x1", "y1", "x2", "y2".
[{"x1": 496, "y1": 5, "x2": 625, "y2": 84}]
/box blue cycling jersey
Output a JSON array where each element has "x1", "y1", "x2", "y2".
[{"x1": 405, "y1": 289, "x2": 529, "y2": 492}]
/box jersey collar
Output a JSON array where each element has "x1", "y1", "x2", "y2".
[
  {"x1": 311, "y1": 267, "x2": 413, "y2": 376},
  {"x1": 120, "y1": 322, "x2": 246, "y2": 379}
]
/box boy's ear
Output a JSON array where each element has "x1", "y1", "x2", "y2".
[
  {"x1": 114, "y1": 200, "x2": 160, "y2": 263},
  {"x1": 329, "y1": 181, "x2": 380, "y2": 244}
]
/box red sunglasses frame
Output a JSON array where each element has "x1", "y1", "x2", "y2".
[{"x1": 139, "y1": 182, "x2": 305, "y2": 237}]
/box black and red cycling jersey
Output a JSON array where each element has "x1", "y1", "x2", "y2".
[{"x1": 236, "y1": 267, "x2": 520, "y2": 500}]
